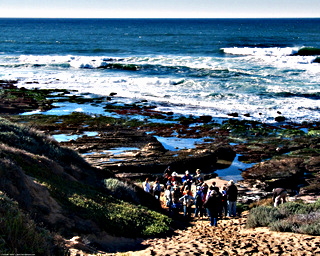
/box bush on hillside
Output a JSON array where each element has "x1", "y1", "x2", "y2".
[
  {"x1": 0, "y1": 117, "x2": 86, "y2": 167},
  {"x1": 104, "y1": 178, "x2": 140, "y2": 204},
  {"x1": 246, "y1": 199, "x2": 320, "y2": 236}
]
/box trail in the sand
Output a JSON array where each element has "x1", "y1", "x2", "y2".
[{"x1": 130, "y1": 212, "x2": 320, "y2": 256}]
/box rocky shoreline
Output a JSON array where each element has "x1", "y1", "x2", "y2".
[{"x1": 1, "y1": 81, "x2": 319, "y2": 204}]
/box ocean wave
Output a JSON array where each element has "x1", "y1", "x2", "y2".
[
  {"x1": 2, "y1": 53, "x2": 285, "y2": 79},
  {"x1": 221, "y1": 47, "x2": 299, "y2": 56},
  {"x1": 273, "y1": 91, "x2": 320, "y2": 100}
]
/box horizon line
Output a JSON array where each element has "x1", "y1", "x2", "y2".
[{"x1": 1, "y1": 17, "x2": 320, "y2": 19}]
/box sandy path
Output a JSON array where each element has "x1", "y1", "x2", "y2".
[
  {"x1": 68, "y1": 177, "x2": 319, "y2": 255},
  {"x1": 128, "y1": 212, "x2": 320, "y2": 256},
  {"x1": 125, "y1": 178, "x2": 320, "y2": 256}
]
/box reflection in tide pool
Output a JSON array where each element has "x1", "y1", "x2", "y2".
[{"x1": 215, "y1": 154, "x2": 255, "y2": 182}]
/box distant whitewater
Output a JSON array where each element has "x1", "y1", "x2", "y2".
[{"x1": 0, "y1": 18, "x2": 319, "y2": 123}]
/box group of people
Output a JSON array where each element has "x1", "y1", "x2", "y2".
[
  {"x1": 143, "y1": 167, "x2": 290, "y2": 227},
  {"x1": 145, "y1": 168, "x2": 239, "y2": 227}
]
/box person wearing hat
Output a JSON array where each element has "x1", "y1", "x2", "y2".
[
  {"x1": 171, "y1": 171, "x2": 178, "y2": 184},
  {"x1": 182, "y1": 170, "x2": 193, "y2": 190}
]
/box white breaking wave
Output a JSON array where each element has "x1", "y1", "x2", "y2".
[
  {"x1": 221, "y1": 47, "x2": 300, "y2": 56},
  {"x1": 0, "y1": 51, "x2": 319, "y2": 124}
]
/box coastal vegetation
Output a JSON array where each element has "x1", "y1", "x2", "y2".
[{"x1": 246, "y1": 199, "x2": 320, "y2": 236}]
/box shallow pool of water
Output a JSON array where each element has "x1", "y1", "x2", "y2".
[
  {"x1": 52, "y1": 130, "x2": 99, "y2": 142},
  {"x1": 155, "y1": 136, "x2": 210, "y2": 151},
  {"x1": 215, "y1": 154, "x2": 255, "y2": 182},
  {"x1": 107, "y1": 147, "x2": 140, "y2": 155}
]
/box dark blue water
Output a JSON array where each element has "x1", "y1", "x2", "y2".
[
  {"x1": 1, "y1": 18, "x2": 320, "y2": 123},
  {"x1": 1, "y1": 18, "x2": 320, "y2": 56}
]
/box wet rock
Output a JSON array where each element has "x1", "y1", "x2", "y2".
[
  {"x1": 275, "y1": 116, "x2": 285, "y2": 122},
  {"x1": 228, "y1": 112, "x2": 239, "y2": 117},
  {"x1": 241, "y1": 157, "x2": 306, "y2": 191},
  {"x1": 199, "y1": 115, "x2": 212, "y2": 123}
]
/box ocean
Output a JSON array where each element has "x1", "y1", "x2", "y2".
[{"x1": 1, "y1": 18, "x2": 320, "y2": 123}]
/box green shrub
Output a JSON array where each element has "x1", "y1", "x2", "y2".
[
  {"x1": 246, "y1": 206, "x2": 283, "y2": 228},
  {"x1": 247, "y1": 199, "x2": 320, "y2": 235},
  {"x1": 308, "y1": 129, "x2": 320, "y2": 136},
  {"x1": 269, "y1": 219, "x2": 297, "y2": 233},
  {"x1": 104, "y1": 178, "x2": 140, "y2": 204},
  {"x1": 297, "y1": 223, "x2": 320, "y2": 236},
  {"x1": 68, "y1": 193, "x2": 171, "y2": 237},
  {"x1": 278, "y1": 201, "x2": 307, "y2": 215}
]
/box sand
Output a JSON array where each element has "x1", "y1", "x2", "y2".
[
  {"x1": 68, "y1": 177, "x2": 320, "y2": 255},
  {"x1": 127, "y1": 212, "x2": 320, "y2": 256},
  {"x1": 124, "y1": 178, "x2": 320, "y2": 256}
]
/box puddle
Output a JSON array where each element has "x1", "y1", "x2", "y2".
[
  {"x1": 107, "y1": 147, "x2": 140, "y2": 156},
  {"x1": 214, "y1": 154, "x2": 255, "y2": 182},
  {"x1": 52, "y1": 131, "x2": 99, "y2": 142},
  {"x1": 21, "y1": 102, "x2": 120, "y2": 118},
  {"x1": 300, "y1": 128, "x2": 308, "y2": 133},
  {"x1": 52, "y1": 134, "x2": 80, "y2": 142},
  {"x1": 83, "y1": 131, "x2": 99, "y2": 137},
  {"x1": 155, "y1": 136, "x2": 210, "y2": 151}
]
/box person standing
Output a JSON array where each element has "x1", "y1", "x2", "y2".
[
  {"x1": 165, "y1": 185, "x2": 173, "y2": 216},
  {"x1": 221, "y1": 185, "x2": 228, "y2": 218},
  {"x1": 153, "y1": 178, "x2": 161, "y2": 200},
  {"x1": 194, "y1": 186, "x2": 204, "y2": 219},
  {"x1": 194, "y1": 169, "x2": 204, "y2": 185},
  {"x1": 272, "y1": 188, "x2": 288, "y2": 207},
  {"x1": 143, "y1": 177, "x2": 151, "y2": 193},
  {"x1": 179, "y1": 189, "x2": 195, "y2": 219},
  {"x1": 182, "y1": 170, "x2": 193, "y2": 190},
  {"x1": 204, "y1": 187, "x2": 222, "y2": 227},
  {"x1": 226, "y1": 180, "x2": 238, "y2": 217},
  {"x1": 172, "y1": 185, "x2": 182, "y2": 217}
]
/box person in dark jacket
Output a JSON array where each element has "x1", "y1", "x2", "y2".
[
  {"x1": 272, "y1": 188, "x2": 288, "y2": 207},
  {"x1": 204, "y1": 187, "x2": 222, "y2": 227},
  {"x1": 194, "y1": 186, "x2": 204, "y2": 218},
  {"x1": 226, "y1": 180, "x2": 238, "y2": 217}
]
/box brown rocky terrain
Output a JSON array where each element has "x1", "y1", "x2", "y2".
[{"x1": 0, "y1": 82, "x2": 319, "y2": 255}]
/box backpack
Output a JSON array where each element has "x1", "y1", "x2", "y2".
[{"x1": 195, "y1": 191, "x2": 202, "y2": 206}]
